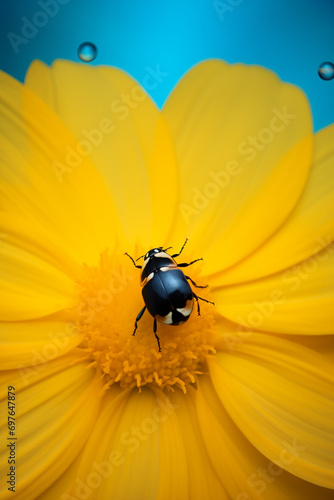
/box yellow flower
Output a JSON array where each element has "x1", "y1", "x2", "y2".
[{"x1": 1, "y1": 59, "x2": 334, "y2": 500}]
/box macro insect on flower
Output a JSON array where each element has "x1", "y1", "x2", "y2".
[
  {"x1": 125, "y1": 238, "x2": 215, "y2": 350},
  {"x1": 0, "y1": 58, "x2": 333, "y2": 500}
]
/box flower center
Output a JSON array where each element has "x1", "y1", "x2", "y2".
[{"x1": 75, "y1": 249, "x2": 216, "y2": 393}]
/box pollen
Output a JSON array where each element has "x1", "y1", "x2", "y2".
[{"x1": 75, "y1": 250, "x2": 217, "y2": 394}]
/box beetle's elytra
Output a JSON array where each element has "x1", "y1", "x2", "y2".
[{"x1": 125, "y1": 239, "x2": 214, "y2": 351}]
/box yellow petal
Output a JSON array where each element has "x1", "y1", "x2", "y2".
[
  {"x1": 285, "y1": 334, "x2": 334, "y2": 361},
  {"x1": 162, "y1": 60, "x2": 313, "y2": 273},
  {"x1": 153, "y1": 390, "x2": 189, "y2": 500},
  {"x1": 197, "y1": 375, "x2": 334, "y2": 500},
  {"x1": 0, "y1": 69, "x2": 119, "y2": 266},
  {"x1": 0, "y1": 351, "x2": 101, "y2": 500},
  {"x1": 213, "y1": 316, "x2": 334, "y2": 364},
  {"x1": 209, "y1": 334, "x2": 334, "y2": 488},
  {"x1": 171, "y1": 388, "x2": 227, "y2": 500},
  {"x1": 63, "y1": 387, "x2": 189, "y2": 500},
  {"x1": 213, "y1": 245, "x2": 334, "y2": 334},
  {"x1": 0, "y1": 237, "x2": 78, "y2": 321},
  {"x1": 0, "y1": 315, "x2": 82, "y2": 370},
  {"x1": 34, "y1": 453, "x2": 85, "y2": 500},
  {"x1": 213, "y1": 123, "x2": 334, "y2": 286},
  {"x1": 0, "y1": 212, "x2": 81, "y2": 279},
  {"x1": 25, "y1": 60, "x2": 179, "y2": 247}
]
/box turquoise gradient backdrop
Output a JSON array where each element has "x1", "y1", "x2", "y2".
[{"x1": 0, "y1": 0, "x2": 333, "y2": 131}]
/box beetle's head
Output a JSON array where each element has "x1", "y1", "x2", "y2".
[{"x1": 144, "y1": 247, "x2": 163, "y2": 260}]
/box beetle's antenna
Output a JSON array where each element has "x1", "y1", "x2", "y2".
[
  {"x1": 163, "y1": 246, "x2": 173, "y2": 252},
  {"x1": 136, "y1": 254, "x2": 145, "y2": 261}
]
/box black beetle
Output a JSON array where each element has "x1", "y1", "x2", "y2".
[{"x1": 125, "y1": 239, "x2": 214, "y2": 351}]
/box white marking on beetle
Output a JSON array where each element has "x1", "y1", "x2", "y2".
[
  {"x1": 156, "y1": 311, "x2": 173, "y2": 325},
  {"x1": 141, "y1": 271, "x2": 154, "y2": 287},
  {"x1": 176, "y1": 299, "x2": 193, "y2": 317},
  {"x1": 159, "y1": 265, "x2": 177, "y2": 272},
  {"x1": 154, "y1": 251, "x2": 174, "y2": 260},
  {"x1": 141, "y1": 257, "x2": 150, "y2": 275}
]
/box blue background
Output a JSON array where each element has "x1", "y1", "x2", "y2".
[{"x1": 0, "y1": 0, "x2": 333, "y2": 131}]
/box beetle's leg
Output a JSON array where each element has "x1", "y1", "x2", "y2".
[
  {"x1": 193, "y1": 294, "x2": 201, "y2": 315},
  {"x1": 178, "y1": 258, "x2": 203, "y2": 268},
  {"x1": 132, "y1": 306, "x2": 146, "y2": 336},
  {"x1": 185, "y1": 276, "x2": 208, "y2": 288},
  {"x1": 153, "y1": 318, "x2": 161, "y2": 352},
  {"x1": 124, "y1": 252, "x2": 142, "y2": 269},
  {"x1": 193, "y1": 293, "x2": 215, "y2": 316},
  {"x1": 172, "y1": 238, "x2": 188, "y2": 258}
]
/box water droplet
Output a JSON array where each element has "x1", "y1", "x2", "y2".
[
  {"x1": 77, "y1": 42, "x2": 98, "y2": 63},
  {"x1": 318, "y1": 62, "x2": 334, "y2": 81}
]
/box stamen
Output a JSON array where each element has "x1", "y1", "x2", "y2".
[{"x1": 75, "y1": 250, "x2": 217, "y2": 394}]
